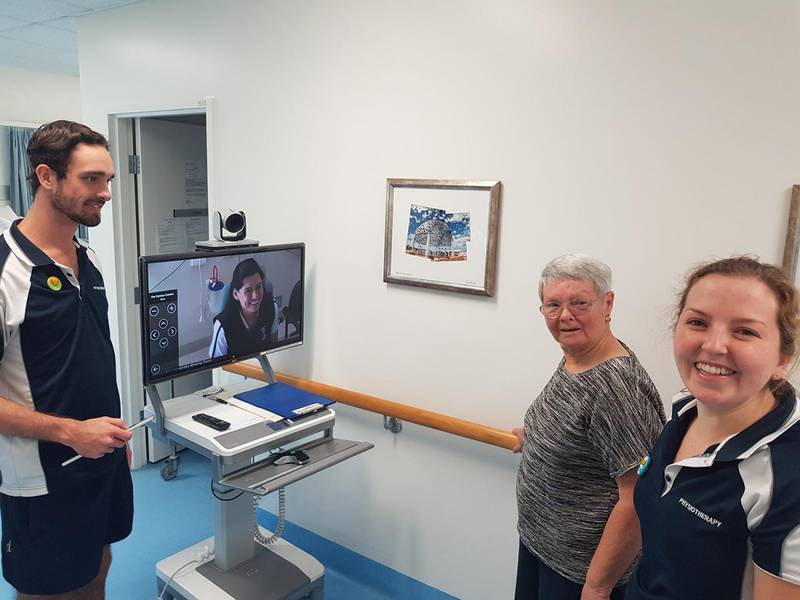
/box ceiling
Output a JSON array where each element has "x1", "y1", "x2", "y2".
[{"x1": 0, "y1": 0, "x2": 145, "y2": 76}]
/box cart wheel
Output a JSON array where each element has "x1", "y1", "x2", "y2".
[{"x1": 161, "y1": 457, "x2": 179, "y2": 480}]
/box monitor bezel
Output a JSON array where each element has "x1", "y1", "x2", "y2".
[{"x1": 139, "y1": 242, "x2": 305, "y2": 386}]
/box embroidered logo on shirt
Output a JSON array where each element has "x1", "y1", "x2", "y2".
[
  {"x1": 93, "y1": 285, "x2": 105, "y2": 291},
  {"x1": 678, "y1": 497, "x2": 722, "y2": 528},
  {"x1": 47, "y1": 276, "x2": 62, "y2": 291}
]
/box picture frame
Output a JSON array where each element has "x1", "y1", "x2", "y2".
[
  {"x1": 782, "y1": 185, "x2": 800, "y2": 278},
  {"x1": 383, "y1": 178, "x2": 501, "y2": 296}
]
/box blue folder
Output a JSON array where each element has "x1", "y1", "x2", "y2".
[{"x1": 234, "y1": 382, "x2": 333, "y2": 419}]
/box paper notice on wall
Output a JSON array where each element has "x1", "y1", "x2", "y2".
[
  {"x1": 158, "y1": 219, "x2": 185, "y2": 254},
  {"x1": 158, "y1": 217, "x2": 209, "y2": 253},
  {"x1": 184, "y1": 161, "x2": 207, "y2": 208},
  {"x1": 185, "y1": 216, "x2": 209, "y2": 247}
]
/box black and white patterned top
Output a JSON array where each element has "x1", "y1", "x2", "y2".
[{"x1": 516, "y1": 343, "x2": 665, "y2": 585}]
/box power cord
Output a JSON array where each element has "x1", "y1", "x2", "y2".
[
  {"x1": 254, "y1": 488, "x2": 286, "y2": 546},
  {"x1": 156, "y1": 559, "x2": 197, "y2": 600},
  {"x1": 155, "y1": 544, "x2": 214, "y2": 600},
  {"x1": 211, "y1": 478, "x2": 244, "y2": 501}
]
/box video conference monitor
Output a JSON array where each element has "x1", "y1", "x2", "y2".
[{"x1": 139, "y1": 243, "x2": 304, "y2": 386}]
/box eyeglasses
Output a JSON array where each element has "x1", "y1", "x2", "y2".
[{"x1": 539, "y1": 299, "x2": 596, "y2": 319}]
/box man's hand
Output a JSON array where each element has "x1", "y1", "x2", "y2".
[
  {"x1": 581, "y1": 584, "x2": 611, "y2": 600},
  {"x1": 512, "y1": 426, "x2": 525, "y2": 453},
  {"x1": 62, "y1": 416, "x2": 132, "y2": 459}
]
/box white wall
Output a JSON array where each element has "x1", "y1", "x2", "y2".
[
  {"x1": 0, "y1": 65, "x2": 81, "y2": 207},
  {"x1": 0, "y1": 65, "x2": 81, "y2": 124},
  {"x1": 77, "y1": 1, "x2": 800, "y2": 598}
]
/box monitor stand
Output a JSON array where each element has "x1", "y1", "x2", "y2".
[
  {"x1": 151, "y1": 354, "x2": 327, "y2": 600},
  {"x1": 156, "y1": 531, "x2": 323, "y2": 600}
]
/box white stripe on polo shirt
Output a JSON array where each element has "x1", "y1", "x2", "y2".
[
  {"x1": 782, "y1": 524, "x2": 800, "y2": 582},
  {"x1": 739, "y1": 447, "x2": 773, "y2": 531},
  {"x1": 0, "y1": 230, "x2": 45, "y2": 495}
]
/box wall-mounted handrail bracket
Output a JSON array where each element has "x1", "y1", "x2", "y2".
[{"x1": 383, "y1": 415, "x2": 402, "y2": 434}]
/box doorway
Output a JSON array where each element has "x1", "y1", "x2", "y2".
[{"x1": 108, "y1": 101, "x2": 215, "y2": 467}]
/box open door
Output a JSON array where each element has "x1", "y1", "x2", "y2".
[
  {"x1": 108, "y1": 101, "x2": 214, "y2": 466},
  {"x1": 135, "y1": 114, "x2": 211, "y2": 462}
]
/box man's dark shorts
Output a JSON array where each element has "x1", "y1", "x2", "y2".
[{"x1": 0, "y1": 457, "x2": 133, "y2": 595}]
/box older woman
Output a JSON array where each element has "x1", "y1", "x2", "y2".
[{"x1": 513, "y1": 254, "x2": 665, "y2": 600}]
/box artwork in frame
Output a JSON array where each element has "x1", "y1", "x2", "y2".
[
  {"x1": 781, "y1": 185, "x2": 800, "y2": 279},
  {"x1": 383, "y1": 179, "x2": 501, "y2": 296}
]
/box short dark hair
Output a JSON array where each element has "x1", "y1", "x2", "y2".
[{"x1": 27, "y1": 120, "x2": 109, "y2": 194}]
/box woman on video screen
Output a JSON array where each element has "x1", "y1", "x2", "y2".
[{"x1": 209, "y1": 258, "x2": 279, "y2": 358}]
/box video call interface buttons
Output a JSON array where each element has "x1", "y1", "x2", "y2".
[{"x1": 147, "y1": 289, "x2": 179, "y2": 376}]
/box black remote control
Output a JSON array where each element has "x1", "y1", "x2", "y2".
[{"x1": 192, "y1": 413, "x2": 230, "y2": 431}]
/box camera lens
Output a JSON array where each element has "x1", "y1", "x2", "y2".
[{"x1": 224, "y1": 212, "x2": 245, "y2": 233}]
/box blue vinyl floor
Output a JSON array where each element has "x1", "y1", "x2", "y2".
[{"x1": 0, "y1": 451, "x2": 400, "y2": 600}]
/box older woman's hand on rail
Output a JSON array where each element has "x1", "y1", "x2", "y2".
[{"x1": 511, "y1": 426, "x2": 524, "y2": 453}]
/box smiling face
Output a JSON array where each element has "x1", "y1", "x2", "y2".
[
  {"x1": 232, "y1": 273, "x2": 264, "y2": 316},
  {"x1": 674, "y1": 274, "x2": 789, "y2": 413},
  {"x1": 46, "y1": 143, "x2": 114, "y2": 227},
  {"x1": 540, "y1": 278, "x2": 613, "y2": 356}
]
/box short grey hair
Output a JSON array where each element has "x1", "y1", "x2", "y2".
[{"x1": 538, "y1": 254, "x2": 613, "y2": 301}]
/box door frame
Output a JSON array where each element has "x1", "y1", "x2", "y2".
[{"x1": 107, "y1": 98, "x2": 216, "y2": 468}]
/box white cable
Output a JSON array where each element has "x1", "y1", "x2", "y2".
[
  {"x1": 254, "y1": 488, "x2": 286, "y2": 546},
  {"x1": 156, "y1": 558, "x2": 199, "y2": 600}
]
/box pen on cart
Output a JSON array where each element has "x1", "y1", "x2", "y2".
[
  {"x1": 292, "y1": 403, "x2": 324, "y2": 416},
  {"x1": 61, "y1": 416, "x2": 155, "y2": 467}
]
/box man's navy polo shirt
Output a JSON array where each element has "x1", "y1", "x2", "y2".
[
  {"x1": 0, "y1": 221, "x2": 123, "y2": 497},
  {"x1": 628, "y1": 388, "x2": 800, "y2": 599}
]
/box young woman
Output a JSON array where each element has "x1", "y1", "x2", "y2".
[
  {"x1": 628, "y1": 257, "x2": 800, "y2": 600},
  {"x1": 209, "y1": 258, "x2": 279, "y2": 358}
]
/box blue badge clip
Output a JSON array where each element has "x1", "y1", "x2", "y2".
[{"x1": 637, "y1": 455, "x2": 651, "y2": 476}]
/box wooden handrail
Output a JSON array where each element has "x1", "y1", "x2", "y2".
[{"x1": 223, "y1": 363, "x2": 518, "y2": 451}]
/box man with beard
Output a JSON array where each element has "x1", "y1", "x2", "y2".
[{"x1": 0, "y1": 121, "x2": 133, "y2": 599}]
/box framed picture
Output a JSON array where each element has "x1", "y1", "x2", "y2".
[
  {"x1": 383, "y1": 178, "x2": 501, "y2": 296},
  {"x1": 782, "y1": 185, "x2": 800, "y2": 278}
]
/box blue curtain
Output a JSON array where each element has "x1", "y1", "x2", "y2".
[
  {"x1": 9, "y1": 127, "x2": 34, "y2": 222},
  {"x1": 8, "y1": 127, "x2": 88, "y2": 240}
]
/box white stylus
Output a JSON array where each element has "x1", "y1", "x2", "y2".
[{"x1": 61, "y1": 416, "x2": 155, "y2": 467}]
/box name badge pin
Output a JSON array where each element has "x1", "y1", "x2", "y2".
[{"x1": 637, "y1": 455, "x2": 651, "y2": 476}]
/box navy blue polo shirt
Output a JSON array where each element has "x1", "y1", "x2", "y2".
[
  {"x1": 0, "y1": 221, "x2": 123, "y2": 497},
  {"x1": 628, "y1": 388, "x2": 800, "y2": 599}
]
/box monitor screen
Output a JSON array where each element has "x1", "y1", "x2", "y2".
[{"x1": 139, "y1": 243, "x2": 304, "y2": 385}]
